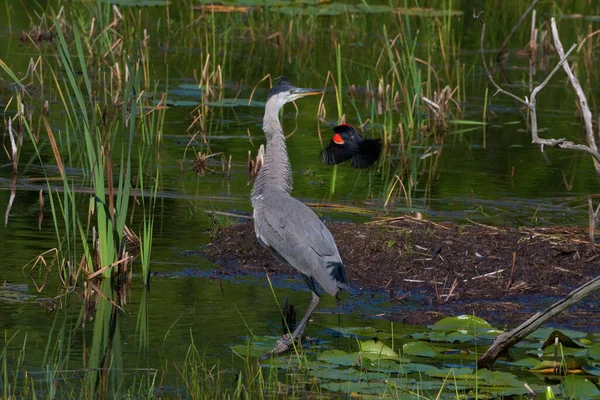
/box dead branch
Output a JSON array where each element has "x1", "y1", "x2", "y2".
[
  {"x1": 496, "y1": 0, "x2": 539, "y2": 61},
  {"x1": 477, "y1": 274, "x2": 600, "y2": 369},
  {"x1": 550, "y1": 18, "x2": 600, "y2": 179},
  {"x1": 480, "y1": 21, "x2": 600, "y2": 165}
]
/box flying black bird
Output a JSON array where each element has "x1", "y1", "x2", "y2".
[{"x1": 321, "y1": 124, "x2": 382, "y2": 168}]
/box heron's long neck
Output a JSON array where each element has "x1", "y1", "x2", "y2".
[{"x1": 252, "y1": 104, "x2": 292, "y2": 199}]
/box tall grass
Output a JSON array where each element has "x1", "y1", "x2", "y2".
[{"x1": 1, "y1": 7, "x2": 165, "y2": 397}]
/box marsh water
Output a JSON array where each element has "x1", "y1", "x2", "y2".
[{"x1": 1, "y1": 1, "x2": 600, "y2": 398}]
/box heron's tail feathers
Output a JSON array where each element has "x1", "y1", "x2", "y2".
[{"x1": 327, "y1": 261, "x2": 347, "y2": 292}]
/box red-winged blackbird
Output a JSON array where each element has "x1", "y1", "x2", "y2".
[{"x1": 321, "y1": 124, "x2": 382, "y2": 168}]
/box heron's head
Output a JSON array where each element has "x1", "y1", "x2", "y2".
[{"x1": 267, "y1": 77, "x2": 322, "y2": 111}]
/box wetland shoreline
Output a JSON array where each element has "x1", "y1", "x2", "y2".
[{"x1": 205, "y1": 217, "x2": 599, "y2": 328}]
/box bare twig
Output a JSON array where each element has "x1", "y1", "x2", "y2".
[
  {"x1": 506, "y1": 252, "x2": 516, "y2": 290},
  {"x1": 469, "y1": 269, "x2": 505, "y2": 281},
  {"x1": 528, "y1": 10, "x2": 537, "y2": 93},
  {"x1": 480, "y1": 21, "x2": 600, "y2": 164},
  {"x1": 480, "y1": 23, "x2": 529, "y2": 107},
  {"x1": 496, "y1": 0, "x2": 539, "y2": 60},
  {"x1": 550, "y1": 18, "x2": 600, "y2": 179}
]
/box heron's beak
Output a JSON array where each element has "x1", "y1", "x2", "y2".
[{"x1": 292, "y1": 87, "x2": 323, "y2": 98}]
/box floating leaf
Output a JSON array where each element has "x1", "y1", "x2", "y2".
[
  {"x1": 411, "y1": 331, "x2": 454, "y2": 342},
  {"x1": 476, "y1": 369, "x2": 524, "y2": 388},
  {"x1": 360, "y1": 340, "x2": 398, "y2": 358},
  {"x1": 387, "y1": 376, "x2": 443, "y2": 391},
  {"x1": 587, "y1": 343, "x2": 600, "y2": 361},
  {"x1": 431, "y1": 315, "x2": 492, "y2": 332},
  {"x1": 474, "y1": 384, "x2": 529, "y2": 397},
  {"x1": 309, "y1": 367, "x2": 387, "y2": 382},
  {"x1": 582, "y1": 365, "x2": 600, "y2": 376},
  {"x1": 528, "y1": 344, "x2": 588, "y2": 358},
  {"x1": 230, "y1": 336, "x2": 278, "y2": 358},
  {"x1": 507, "y1": 357, "x2": 542, "y2": 369},
  {"x1": 318, "y1": 350, "x2": 359, "y2": 366},
  {"x1": 527, "y1": 328, "x2": 588, "y2": 341},
  {"x1": 425, "y1": 367, "x2": 475, "y2": 379},
  {"x1": 531, "y1": 360, "x2": 583, "y2": 373},
  {"x1": 360, "y1": 358, "x2": 403, "y2": 374},
  {"x1": 402, "y1": 342, "x2": 438, "y2": 358},
  {"x1": 321, "y1": 381, "x2": 389, "y2": 395},
  {"x1": 446, "y1": 331, "x2": 478, "y2": 343},
  {"x1": 560, "y1": 375, "x2": 600, "y2": 399},
  {"x1": 323, "y1": 326, "x2": 381, "y2": 339},
  {"x1": 478, "y1": 329, "x2": 505, "y2": 339},
  {"x1": 399, "y1": 363, "x2": 441, "y2": 374},
  {"x1": 542, "y1": 330, "x2": 585, "y2": 349}
]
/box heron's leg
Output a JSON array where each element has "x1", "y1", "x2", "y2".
[
  {"x1": 262, "y1": 292, "x2": 320, "y2": 359},
  {"x1": 289, "y1": 292, "x2": 319, "y2": 341}
]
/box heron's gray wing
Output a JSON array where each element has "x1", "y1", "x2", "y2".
[{"x1": 254, "y1": 191, "x2": 346, "y2": 295}]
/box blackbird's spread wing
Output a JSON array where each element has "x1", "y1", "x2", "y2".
[
  {"x1": 351, "y1": 139, "x2": 383, "y2": 168},
  {"x1": 321, "y1": 139, "x2": 355, "y2": 165}
]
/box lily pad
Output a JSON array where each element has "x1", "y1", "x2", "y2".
[
  {"x1": 560, "y1": 375, "x2": 600, "y2": 399},
  {"x1": 507, "y1": 357, "x2": 543, "y2": 369},
  {"x1": 229, "y1": 336, "x2": 279, "y2": 358},
  {"x1": 324, "y1": 326, "x2": 382, "y2": 340},
  {"x1": 321, "y1": 381, "x2": 390, "y2": 395},
  {"x1": 587, "y1": 343, "x2": 600, "y2": 361},
  {"x1": 476, "y1": 369, "x2": 525, "y2": 388},
  {"x1": 527, "y1": 328, "x2": 588, "y2": 341},
  {"x1": 531, "y1": 359, "x2": 582, "y2": 373},
  {"x1": 542, "y1": 330, "x2": 586, "y2": 349},
  {"x1": 360, "y1": 340, "x2": 398, "y2": 358},
  {"x1": 528, "y1": 344, "x2": 588, "y2": 358},
  {"x1": 402, "y1": 341, "x2": 438, "y2": 358},
  {"x1": 582, "y1": 365, "x2": 600, "y2": 376},
  {"x1": 318, "y1": 349, "x2": 359, "y2": 366},
  {"x1": 425, "y1": 367, "x2": 475, "y2": 379},
  {"x1": 431, "y1": 315, "x2": 492, "y2": 333},
  {"x1": 309, "y1": 367, "x2": 388, "y2": 382},
  {"x1": 398, "y1": 363, "x2": 442, "y2": 374},
  {"x1": 360, "y1": 358, "x2": 403, "y2": 374}
]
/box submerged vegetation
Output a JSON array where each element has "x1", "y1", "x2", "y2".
[{"x1": 0, "y1": 0, "x2": 599, "y2": 398}]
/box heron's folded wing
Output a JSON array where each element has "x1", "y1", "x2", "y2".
[
  {"x1": 257, "y1": 195, "x2": 339, "y2": 268},
  {"x1": 254, "y1": 193, "x2": 346, "y2": 295}
]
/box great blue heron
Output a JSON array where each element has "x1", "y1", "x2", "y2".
[
  {"x1": 321, "y1": 124, "x2": 382, "y2": 168},
  {"x1": 251, "y1": 77, "x2": 347, "y2": 356}
]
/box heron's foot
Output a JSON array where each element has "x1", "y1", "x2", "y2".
[{"x1": 260, "y1": 334, "x2": 298, "y2": 360}]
